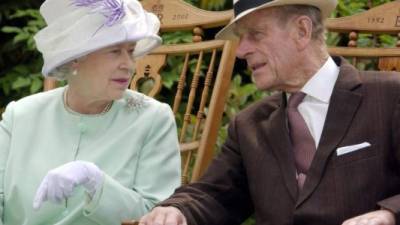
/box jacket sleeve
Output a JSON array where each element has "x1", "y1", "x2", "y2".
[
  {"x1": 158, "y1": 116, "x2": 254, "y2": 225},
  {"x1": 0, "y1": 102, "x2": 15, "y2": 225},
  {"x1": 82, "y1": 103, "x2": 181, "y2": 225},
  {"x1": 378, "y1": 95, "x2": 400, "y2": 225}
]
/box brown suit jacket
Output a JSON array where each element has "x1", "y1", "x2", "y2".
[{"x1": 161, "y1": 57, "x2": 400, "y2": 225}]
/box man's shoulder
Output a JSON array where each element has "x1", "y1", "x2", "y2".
[
  {"x1": 235, "y1": 92, "x2": 282, "y2": 122},
  {"x1": 361, "y1": 70, "x2": 400, "y2": 80},
  {"x1": 360, "y1": 70, "x2": 400, "y2": 92}
]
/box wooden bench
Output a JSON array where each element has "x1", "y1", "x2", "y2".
[{"x1": 326, "y1": 0, "x2": 400, "y2": 71}]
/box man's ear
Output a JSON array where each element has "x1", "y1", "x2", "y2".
[{"x1": 293, "y1": 15, "x2": 313, "y2": 50}]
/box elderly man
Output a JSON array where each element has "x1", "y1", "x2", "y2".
[{"x1": 139, "y1": 0, "x2": 400, "y2": 224}]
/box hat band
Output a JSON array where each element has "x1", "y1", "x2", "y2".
[{"x1": 234, "y1": 0, "x2": 273, "y2": 17}]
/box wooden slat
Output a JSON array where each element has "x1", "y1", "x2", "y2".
[
  {"x1": 141, "y1": 0, "x2": 233, "y2": 31},
  {"x1": 43, "y1": 78, "x2": 57, "y2": 91},
  {"x1": 190, "y1": 40, "x2": 238, "y2": 181},
  {"x1": 180, "y1": 141, "x2": 200, "y2": 153},
  {"x1": 325, "y1": 1, "x2": 400, "y2": 33},
  {"x1": 180, "y1": 52, "x2": 203, "y2": 182},
  {"x1": 130, "y1": 55, "x2": 165, "y2": 97},
  {"x1": 172, "y1": 53, "x2": 190, "y2": 115},
  {"x1": 150, "y1": 40, "x2": 226, "y2": 55},
  {"x1": 328, "y1": 47, "x2": 400, "y2": 57},
  {"x1": 121, "y1": 221, "x2": 139, "y2": 225}
]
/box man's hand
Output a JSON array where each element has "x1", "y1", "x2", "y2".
[
  {"x1": 342, "y1": 209, "x2": 395, "y2": 225},
  {"x1": 139, "y1": 206, "x2": 187, "y2": 225}
]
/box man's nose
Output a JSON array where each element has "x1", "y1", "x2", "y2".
[{"x1": 236, "y1": 36, "x2": 253, "y2": 59}]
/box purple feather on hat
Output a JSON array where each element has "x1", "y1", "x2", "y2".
[
  {"x1": 71, "y1": 0, "x2": 125, "y2": 27},
  {"x1": 72, "y1": 0, "x2": 102, "y2": 7}
]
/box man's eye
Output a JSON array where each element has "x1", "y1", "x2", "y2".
[
  {"x1": 250, "y1": 31, "x2": 262, "y2": 37},
  {"x1": 249, "y1": 31, "x2": 264, "y2": 41}
]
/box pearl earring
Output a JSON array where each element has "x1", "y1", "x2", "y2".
[{"x1": 72, "y1": 69, "x2": 77, "y2": 76}]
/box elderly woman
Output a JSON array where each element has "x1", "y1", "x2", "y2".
[{"x1": 0, "y1": 0, "x2": 181, "y2": 224}]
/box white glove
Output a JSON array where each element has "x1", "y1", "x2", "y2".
[{"x1": 33, "y1": 160, "x2": 104, "y2": 210}]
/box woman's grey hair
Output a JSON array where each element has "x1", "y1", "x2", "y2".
[
  {"x1": 49, "y1": 62, "x2": 74, "y2": 80},
  {"x1": 49, "y1": 56, "x2": 87, "y2": 80},
  {"x1": 272, "y1": 5, "x2": 326, "y2": 44}
]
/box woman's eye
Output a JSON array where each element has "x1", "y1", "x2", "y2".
[{"x1": 109, "y1": 49, "x2": 121, "y2": 54}]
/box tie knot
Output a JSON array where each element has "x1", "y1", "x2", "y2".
[{"x1": 288, "y1": 92, "x2": 306, "y2": 108}]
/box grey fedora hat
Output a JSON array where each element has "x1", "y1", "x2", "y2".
[{"x1": 216, "y1": 0, "x2": 337, "y2": 40}]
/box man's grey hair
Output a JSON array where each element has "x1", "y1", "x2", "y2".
[{"x1": 272, "y1": 5, "x2": 326, "y2": 44}]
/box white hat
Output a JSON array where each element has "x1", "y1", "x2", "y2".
[
  {"x1": 34, "y1": 0, "x2": 162, "y2": 76},
  {"x1": 216, "y1": 0, "x2": 337, "y2": 40}
]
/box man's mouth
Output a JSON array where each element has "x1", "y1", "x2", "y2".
[{"x1": 251, "y1": 63, "x2": 267, "y2": 72}]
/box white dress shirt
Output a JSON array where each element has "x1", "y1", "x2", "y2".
[{"x1": 290, "y1": 57, "x2": 340, "y2": 148}]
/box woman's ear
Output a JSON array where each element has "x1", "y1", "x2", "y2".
[
  {"x1": 72, "y1": 59, "x2": 80, "y2": 67},
  {"x1": 69, "y1": 60, "x2": 80, "y2": 76},
  {"x1": 293, "y1": 15, "x2": 313, "y2": 50}
]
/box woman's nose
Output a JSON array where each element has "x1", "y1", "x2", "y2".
[{"x1": 120, "y1": 50, "x2": 135, "y2": 69}]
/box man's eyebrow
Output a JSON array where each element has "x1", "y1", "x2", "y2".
[
  {"x1": 233, "y1": 28, "x2": 240, "y2": 36},
  {"x1": 233, "y1": 25, "x2": 246, "y2": 36}
]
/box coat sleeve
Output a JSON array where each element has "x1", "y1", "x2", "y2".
[
  {"x1": 158, "y1": 116, "x2": 254, "y2": 225},
  {"x1": 0, "y1": 102, "x2": 15, "y2": 225},
  {"x1": 82, "y1": 103, "x2": 181, "y2": 225}
]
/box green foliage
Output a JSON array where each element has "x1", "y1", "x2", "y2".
[
  {"x1": 0, "y1": 7, "x2": 45, "y2": 112},
  {"x1": 216, "y1": 72, "x2": 268, "y2": 150},
  {"x1": 225, "y1": 73, "x2": 267, "y2": 120},
  {"x1": 2, "y1": 9, "x2": 44, "y2": 50},
  {"x1": 336, "y1": 0, "x2": 393, "y2": 16},
  {"x1": 199, "y1": 0, "x2": 227, "y2": 10},
  {"x1": 162, "y1": 31, "x2": 193, "y2": 44},
  {"x1": 185, "y1": 0, "x2": 231, "y2": 10}
]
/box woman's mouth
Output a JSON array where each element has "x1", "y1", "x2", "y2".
[{"x1": 111, "y1": 78, "x2": 130, "y2": 86}]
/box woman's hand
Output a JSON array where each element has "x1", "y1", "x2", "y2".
[{"x1": 33, "y1": 160, "x2": 104, "y2": 210}]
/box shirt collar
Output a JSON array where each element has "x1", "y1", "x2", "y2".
[{"x1": 301, "y1": 57, "x2": 340, "y2": 103}]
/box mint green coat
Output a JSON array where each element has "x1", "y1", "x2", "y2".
[{"x1": 0, "y1": 87, "x2": 181, "y2": 225}]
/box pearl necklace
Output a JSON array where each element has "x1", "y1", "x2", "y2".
[{"x1": 63, "y1": 87, "x2": 113, "y2": 116}]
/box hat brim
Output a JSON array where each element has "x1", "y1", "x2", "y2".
[{"x1": 216, "y1": 0, "x2": 337, "y2": 40}]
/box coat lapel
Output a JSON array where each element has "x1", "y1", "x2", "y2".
[
  {"x1": 264, "y1": 93, "x2": 298, "y2": 201},
  {"x1": 296, "y1": 57, "x2": 363, "y2": 207}
]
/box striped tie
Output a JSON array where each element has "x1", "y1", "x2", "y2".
[{"x1": 287, "y1": 92, "x2": 316, "y2": 190}]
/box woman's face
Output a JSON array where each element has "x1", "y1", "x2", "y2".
[{"x1": 71, "y1": 42, "x2": 136, "y2": 101}]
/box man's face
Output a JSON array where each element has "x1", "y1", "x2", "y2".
[{"x1": 235, "y1": 8, "x2": 301, "y2": 92}]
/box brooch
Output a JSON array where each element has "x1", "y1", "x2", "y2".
[{"x1": 125, "y1": 94, "x2": 146, "y2": 112}]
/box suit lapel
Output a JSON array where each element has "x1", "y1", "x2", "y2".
[
  {"x1": 296, "y1": 57, "x2": 363, "y2": 207},
  {"x1": 264, "y1": 93, "x2": 298, "y2": 201}
]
